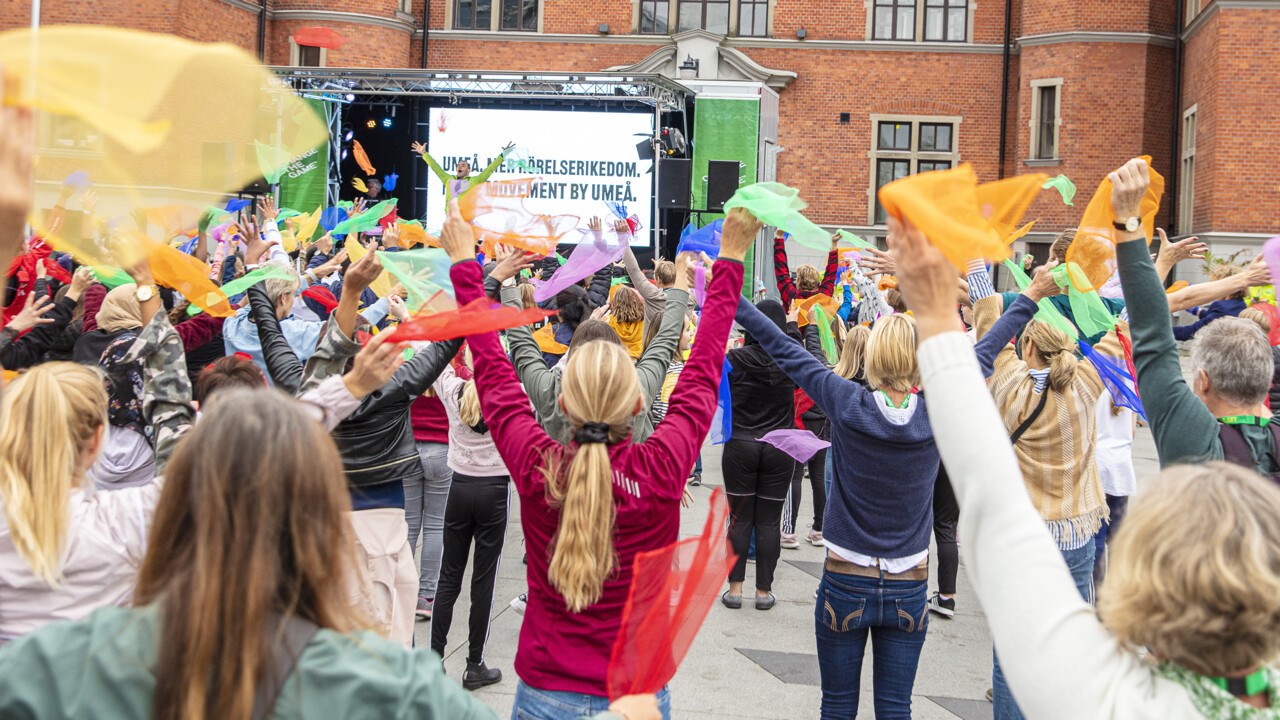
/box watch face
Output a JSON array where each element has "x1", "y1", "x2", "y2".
[
  {"x1": 1125, "y1": 217, "x2": 1141, "y2": 233},
  {"x1": 136, "y1": 286, "x2": 154, "y2": 302}
]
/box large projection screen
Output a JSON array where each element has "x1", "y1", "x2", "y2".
[{"x1": 425, "y1": 107, "x2": 653, "y2": 246}]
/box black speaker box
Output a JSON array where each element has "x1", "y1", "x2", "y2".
[
  {"x1": 707, "y1": 160, "x2": 740, "y2": 212},
  {"x1": 658, "y1": 158, "x2": 691, "y2": 210}
]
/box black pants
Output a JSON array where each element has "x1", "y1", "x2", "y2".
[
  {"x1": 430, "y1": 472, "x2": 509, "y2": 664},
  {"x1": 723, "y1": 437, "x2": 793, "y2": 592},
  {"x1": 932, "y1": 465, "x2": 959, "y2": 596},
  {"x1": 784, "y1": 416, "x2": 829, "y2": 534}
]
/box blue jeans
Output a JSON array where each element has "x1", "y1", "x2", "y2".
[
  {"x1": 992, "y1": 539, "x2": 1095, "y2": 720},
  {"x1": 815, "y1": 570, "x2": 929, "y2": 719},
  {"x1": 512, "y1": 681, "x2": 671, "y2": 720},
  {"x1": 404, "y1": 442, "x2": 452, "y2": 597}
]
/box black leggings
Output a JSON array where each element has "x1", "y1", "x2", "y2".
[
  {"x1": 430, "y1": 472, "x2": 509, "y2": 664},
  {"x1": 932, "y1": 465, "x2": 959, "y2": 596},
  {"x1": 784, "y1": 416, "x2": 829, "y2": 534},
  {"x1": 723, "y1": 437, "x2": 793, "y2": 592}
]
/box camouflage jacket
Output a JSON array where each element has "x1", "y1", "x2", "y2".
[{"x1": 122, "y1": 311, "x2": 195, "y2": 476}]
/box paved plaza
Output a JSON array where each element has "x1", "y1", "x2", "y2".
[{"x1": 418, "y1": 424, "x2": 1161, "y2": 719}]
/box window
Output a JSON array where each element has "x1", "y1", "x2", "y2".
[
  {"x1": 1184, "y1": 0, "x2": 1201, "y2": 26},
  {"x1": 399, "y1": 0, "x2": 412, "y2": 12},
  {"x1": 1029, "y1": 79, "x2": 1062, "y2": 160},
  {"x1": 454, "y1": 0, "x2": 492, "y2": 29},
  {"x1": 639, "y1": 0, "x2": 670, "y2": 33},
  {"x1": 1180, "y1": 106, "x2": 1197, "y2": 232},
  {"x1": 297, "y1": 45, "x2": 323, "y2": 67},
  {"x1": 923, "y1": 0, "x2": 966, "y2": 41},
  {"x1": 678, "y1": 0, "x2": 730, "y2": 33},
  {"x1": 738, "y1": 0, "x2": 768, "y2": 36},
  {"x1": 501, "y1": 0, "x2": 538, "y2": 30},
  {"x1": 872, "y1": 0, "x2": 915, "y2": 40},
  {"x1": 870, "y1": 117, "x2": 960, "y2": 224}
]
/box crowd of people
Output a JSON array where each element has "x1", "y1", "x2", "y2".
[{"x1": 0, "y1": 63, "x2": 1278, "y2": 720}]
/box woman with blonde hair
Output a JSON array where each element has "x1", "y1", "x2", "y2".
[
  {"x1": 438, "y1": 202, "x2": 758, "y2": 719},
  {"x1": 895, "y1": 213, "x2": 1280, "y2": 718},
  {"x1": 966, "y1": 258, "x2": 1129, "y2": 719},
  {"x1": 732, "y1": 295, "x2": 939, "y2": 717},
  {"x1": 429, "y1": 349, "x2": 512, "y2": 691}
]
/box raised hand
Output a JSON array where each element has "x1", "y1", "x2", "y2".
[
  {"x1": 440, "y1": 200, "x2": 478, "y2": 264},
  {"x1": 68, "y1": 267, "x2": 95, "y2": 300},
  {"x1": 587, "y1": 216, "x2": 603, "y2": 233},
  {"x1": 1024, "y1": 264, "x2": 1061, "y2": 302},
  {"x1": 7, "y1": 293, "x2": 56, "y2": 333},
  {"x1": 492, "y1": 248, "x2": 537, "y2": 283},
  {"x1": 859, "y1": 246, "x2": 896, "y2": 276},
  {"x1": 719, "y1": 207, "x2": 762, "y2": 262},
  {"x1": 1109, "y1": 157, "x2": 1151, "y2": 226},
  {"x1": 1156, "y1": 228, "x2": 1207, "y2": 265},
  {"x1": 257, "y1": 195, "x2": 278, "y2": 222},
  {"x1": 386, "y1": 293, "x2": 409, "y2": 322},
  {"x1": 342, "y1": 331, "x2": 411, "y2": 400},
  {"x1": 411, "y1": 141, "x2": 427, "y2": 155},
  {"x1": 343, "y1": 251, "x2": 383, "y2": 295},
  {"x1": 613, "y1": 219, "x2": 631, "y2": 235}
]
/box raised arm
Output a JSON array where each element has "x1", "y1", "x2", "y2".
[
  {"x1": 471, "y1": 147, "x2": 508, "y2": 186},
  {"x1": 375, "y1": 337, "x2": 464, "y2": 406},
  {"x1": 972, "y1": 266, "x2": 1056, "y2": 378},
  {"x1": 415, "y1": 143, "x2": 452, "y2": 185},
  {"x1": 1111, "y1": 160, "x2": 1218, "y2": 465},
  {"x1": 636, "y1": 210, "x2": 755, "y2": 498},
  {"x1": 772, "y1": 230, "x2": 797, "y2": 309},
  {"x1": 247, "y1": 283, "x2": 305, "y2": 393},
  {"x1": 621, "y1": 240, "x2": 665, "y2": 313},
  {"x1": 818, "y1": 236, "x2": 839, "y2": 297},
  {"x1": 1165, "y1": 258, "x2": 1268, "y2": 314},
  {"x1": 634, "y1": 285, "x2": 692, "y2": 404},
  {"x1": 129, "y1": 307, "x2": 195, "y2": 476},
  {"x1": 489, "y1": 252, "x2": 561, "y2": 419}
]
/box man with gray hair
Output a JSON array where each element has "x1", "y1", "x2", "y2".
[{"x1": 1112, "y1": 157, "x2": 1280, "y2": 475}]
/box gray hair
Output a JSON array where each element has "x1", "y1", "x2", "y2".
[
  {"x1": 261, "y1": 263, "x2": 301, "y2": 305},
  {"x1": 1189, "y1": 317, "x2": 1273, "y2": 406}
]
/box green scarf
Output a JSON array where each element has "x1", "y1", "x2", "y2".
[{"x1": 1156, "y1": 663, "x2": 1280, "y2": 719}]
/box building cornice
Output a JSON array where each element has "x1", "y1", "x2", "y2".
[
  {"x1": 414, "y1": 29, "x2": 670, "y2": 43},
  {"x1": 726, "y1": 37, "x2": 1007, "y2": 54},
  {"x1": 1017, "y1": 31, "x2": 1177, "y2": 48},
  {"x1": 271, "y1": 9, "x2": 418, "y2": 33},
  {"x1": 1182, "y1": 0, "x2": 1280, "y2": 42},
  {"x1": 217, "y1": 0, "x2": 261, "y2": 13}
]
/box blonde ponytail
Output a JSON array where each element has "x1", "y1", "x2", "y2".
[
  {"x1": 1023, "y1": 320, "x2": 1078, "y2": 392},
  {"x1": 541, "y1": 340, "x2": 641, "y2": 612},
  {"x1": 458, "y1": 378, "x2": 482, "y2": 429},
  {"x1": 0, "y1": 363, "x2": 107, "y2": 584}
]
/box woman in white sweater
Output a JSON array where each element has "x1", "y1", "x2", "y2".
[{"x1": 890, "y1": 213, "x2": 1280, "y2": 719}]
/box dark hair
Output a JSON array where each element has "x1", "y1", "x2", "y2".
[
  {"x1": 194, "y1": 356, "x2": 266, "y2": 405},
  {"x1": 569, "y1": 319, "x2": 622, "y2": 352},
  {"x1": 555, "y1": 285, "x2": 590, "y2": 332}
]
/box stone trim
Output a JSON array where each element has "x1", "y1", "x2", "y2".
[
  {"x1": 272, "y1": 9, "x2": 419, "y2": 33},
  {"x1": 1017, "y1": 31, "x2": 1177, "y2": 48},
  {"x1": 726, "y1": 36, "x2": 1006, "y2": 53}
]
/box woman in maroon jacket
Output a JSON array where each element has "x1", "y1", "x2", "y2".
[{"x1": 438, "y1": 202, "x2": 761, "y2": 720}]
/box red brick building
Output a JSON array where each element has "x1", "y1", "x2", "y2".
[{"x1": 5, "y1": 0, "x2": 1278, "y2": 271}]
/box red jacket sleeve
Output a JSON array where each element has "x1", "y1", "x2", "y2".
[
  {"x1": 449, "y1": 260, "x2": 556, "y2": 496},
  {"x1": 819, "y1": 248, "x2": 839, "y2": 297},
  {"x1": 633, "y1": 259, "x2": 744, "y2": 497},
  {"x1": 174, "y1": 311, "x2": 223, "y2": 352},
  {"x1": 81, "y1": 284, "x2": 107, "y2": 333},
  {"x1": 773, "y1": 234, "x2": 796, "y2": 311}
]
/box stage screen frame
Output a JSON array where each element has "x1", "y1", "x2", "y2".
[{"x1": 424, "y1": 107, "x2": 654, "y2": 246}]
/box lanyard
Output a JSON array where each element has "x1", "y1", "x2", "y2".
[
  {"x1": 879, "y1": 390, "x2": 911, "y2": 409},
  {"x1": 1218, "y1": 415, "x2": 1269, "y2": 427},
  {"x1": 1209, "y1": 667, "x2": 1270, "y2": 697}
]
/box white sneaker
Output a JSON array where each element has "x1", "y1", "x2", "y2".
[
  {"x1": 780, "y1": 533, "x2": 800, "y2": 550},
  {"x1": 806, "y1": 529, "x2": 825, "y2": 547},
  {"x1": 510, "y1": 593, "x2": 527, "y2": 616}
]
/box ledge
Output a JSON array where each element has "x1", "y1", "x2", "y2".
[
  {"x1": 1023, "y1": 158, "x2": 1062, "y2": 167},
  {"x1": 1017, "y1": 31, "x2": 1177, "y2": 48}
]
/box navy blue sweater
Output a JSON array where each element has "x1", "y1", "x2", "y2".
[
  {"x1": 734, "y1": 298, "x2": 939, "y2": 559},
  {"x1": 1173, "y1": 298, "x2": 1245, "y2": 341}
]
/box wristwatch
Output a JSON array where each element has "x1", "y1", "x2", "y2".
[
  {"x1": 134, "y1": 284, "x2": 158, "y2": 302},
  {"x1": 1113, "y1": 216, "x2": 1141, "y2": 233}
]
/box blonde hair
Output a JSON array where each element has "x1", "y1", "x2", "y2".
[
  {"x1": 0, "y1": 363, "x2": 108, "y2": 584},
  {"x1": 458, "y1": 378, "x2": 482, "y2": 428},
  {"x1": 541, "y1": 341, "x2": 640, "y2": 612},
  {"x1": 653, "y1": 260, "x2": 676, "y2": 287},
  {"x1": 1099, "y1": 462, "x2": 1280, "y2": 676},
  {"x1": 795, "y1": 264, "x2": 821, "y2": 294},
  {"x1": 865, "y1": 314, "x2": 918, "y2": 393},
  {"x1": 1021, "y1": 320, "x2": 1078, "y2": 392},
  {"x1": 610, "y1": 285, "x2": 645, "y2": 324},
  {"x1": 519, "y1": 283, "x2": 537, "y2": 310},
  {"x1": 1239, "y1": 307, "x2": 1271, "y2": 335},
  {"x1": 1049, "y1": 228, "x2": 1077, "y2": 263},
  {"x1": 1210, "y1": 264, "x2": 1247, "y2": 300},
  {"x1": 833, "y1": 324, "x2": 871, "y2": 381}
]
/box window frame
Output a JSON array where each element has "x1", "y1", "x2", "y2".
[
  {"x1": 289, "y1": 39, "x2": 327, "y2": 68},
  {"x1": 635, "y1": 0, "x2": 771, "y2": 36},
  {"x1": 1179, "y1": 105, "x2": 1197, "y2": 232},
  {"x1": 1028, "y1": 78, "x2": 1063, "y2": 162},
  {"x1": 448, "y1": 0, "x2": 543, "y2": 32},
  {"x1": 500, "y1": 0, "x2": 539, "y2": 31},
  {"x1": 737, "y1": 0, "x2": 770, "y2": 37},
  {"x1": 866, "y1": 0, "x2": 972, "y2": 42},
  {"x1": 922, "y1": 0, "x2": 967, "y2": 42},
  {"x1": 399, "y1": 0, "x2": 413, "y2": 13},
  {"x1": 677, "y1": 0, "x2": 732, "y2": 34},
  {"x1": 867, "y1": 114, "x2": 962, "y2": 225},
  {"x1": 638, "y1": 0, "x2": 671, "y2": 34}
]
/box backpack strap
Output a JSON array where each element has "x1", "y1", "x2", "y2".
[
  {"x1": 250, "y1": 614, "x2": 320, "y2": 720},
  {"x1": 1217, "y1": 423, "x2": 1253, "y2": 470},
  {"x1": 1010, "y1": 389, "x2": 1050, "y2": 445}
]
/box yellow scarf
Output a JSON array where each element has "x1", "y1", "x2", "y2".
[
  {"x1": 533, "y1": 323, "x2": 568, "y2": 355},
  {"x1": 610, "y1": 318, "x2": 643, "y2": 359}
]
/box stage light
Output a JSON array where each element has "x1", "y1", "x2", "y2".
[
  {"x1": 341, "y1": 123, "x2": 353, "y2": 142},
  {"x1": 365, "y1": 119, "x2": 377, "y2": 129},
  {"x1": 341, "y1": 149, "x2": 348, "y2": 160},
  {"x1": 345, "y1": 93, "x2": 355, "y2": 102},
  {"x1": 382, "y1": 117, "x2": 393, "y2": 128}
]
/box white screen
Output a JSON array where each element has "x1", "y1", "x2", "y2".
[{"x1": 425, "y1": 107, "x2": 653, "y2": 246}]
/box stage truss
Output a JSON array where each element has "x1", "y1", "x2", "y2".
[{"x1": 271, "y1": 68, "x2": 693, "y2": 238}]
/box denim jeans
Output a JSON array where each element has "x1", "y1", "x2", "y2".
[
  {"x1": 815, "y1": 569, "x2": 929, "y2": 719},
  {"x1": 1093, "y1": 495, "x2": 1129, "y2": 583},
  {"x1": 403, "y1": 442, "x2": 452, "y2": 598},
  {"x1": 992, "y1": 539, "x2": 1095, "y2": 720},
  {"x1": 511, "y1": 681, "x2": 671, "y2": 720}
]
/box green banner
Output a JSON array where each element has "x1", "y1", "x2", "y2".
[
  {"x1": 691, "y1": 98, "x2": 760, "y2": 295},
  {"x1": 278, "y1": 98, "x2": 329, "y2": 229}
]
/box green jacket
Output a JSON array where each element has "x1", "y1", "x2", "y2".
[
  {"x1": 1114, "y1": 238, "x2": 1274, "y2": 467},
  {"x1": 0, "y1": 604, "x2": 626, "y2": 720},
  {"x1": 421, "y1": 151, "x2": 505, "y2": 204},
  {"x1": 500, "y1": 285, "x2": 691, "y2": 444}
]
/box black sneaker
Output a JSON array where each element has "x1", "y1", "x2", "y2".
[
  {"x1": 462, "y1": 661, "x2": 502, "y2": 691},
  {"x1": 927, "y1": 592, "x2": 956, "y2": 618},
  {"x1": 688, "y1": 473, "x2": 702, "y2": 486}
]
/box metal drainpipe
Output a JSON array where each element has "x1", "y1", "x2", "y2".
[
  {"x1": 996, "y1": 0, "x2": 1013, "y2": 179},
  {"x1": 257, "y1": 0, "x2": 267, "y2": 61},
  {"x1": 1168, "y1": 1, "x2": 1185, "y2": 234},
  {"x1": 420, "y1": 0, "x2": 430, "y2": 68}
]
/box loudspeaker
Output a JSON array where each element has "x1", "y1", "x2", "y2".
[
  {"x1": 707, "y1": 160, "x2": 739, "y2": 212},
  {"x1": 658, "y1": 158, "x2": 691, "y2": 210},
  {"x1": 636, "y1": 137, "x2": 654, "y2": 161}
]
